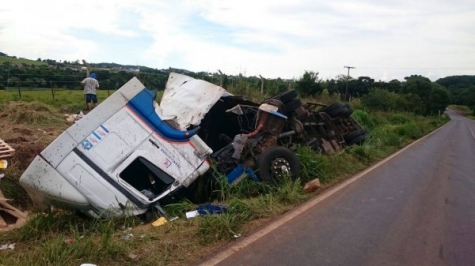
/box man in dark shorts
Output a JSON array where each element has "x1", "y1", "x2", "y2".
[{"x1": 81, "y1": 72, "x2": 100, "y2": 111}]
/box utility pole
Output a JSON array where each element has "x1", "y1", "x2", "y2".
[
  {"x1": 344, "y1": 66, "x2": 355, "y2": 101},
  {"x1": 259, "y1": 75, "x2": 265, "y2": 94},
  {"x1": 6, "y1": 63, "x2": 10, "y2": 90},
  {"x1": 218, "y1": 69, "x2": 224, "y2": 87}
]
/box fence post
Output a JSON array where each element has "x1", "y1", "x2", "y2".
[{"x1": 50, "y1": 81, "x2": 55, "y2": 100}]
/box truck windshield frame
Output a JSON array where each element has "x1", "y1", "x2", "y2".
[{"x1": 119, "y1": 157, "x2": 175, "y2": 200}]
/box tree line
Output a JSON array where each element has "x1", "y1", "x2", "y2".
[{"x1": 1, "y1": 54, "x2": 473, "y2": 116}]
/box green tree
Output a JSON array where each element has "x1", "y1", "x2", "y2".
[
  {"x1": 426, "y1": 84, "x2": 451, "y2": 115},
  {"x1": 402, "y1": 75, "x2": 450, "y2": 115},
  {"x1": 295, "y1": 71, "x2": 322, "y2": 96},
  {"x1": 7, "y1": 76, "x2": 21, "y2": 87},
  {"x1": 24, "y1": 78, "x2": 34, "y2": 88},
  {"x1": 402, "y1": 75, "x2": 432, "y2": 98}
]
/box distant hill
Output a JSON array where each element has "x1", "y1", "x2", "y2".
[
  {"x1": 435, "y1": 75, "x2": 475, "y2": 90},
  {"x1": 0, "y1": 54, "x2": 46, "y2": 66},
  {"x1": 0, "y1": 51, "x2": 197, "y2": 76}
]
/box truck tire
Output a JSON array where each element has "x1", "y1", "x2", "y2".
[
  {"x1": 348, "y1": 134, "x2": 367, "y2": 145},
  {"x1": 277, "y1": 90, "x2": 298, "y2": 104},
  {"x1": 323, "y1": 102, "x2": 346, "y2": 118},
  {"x1": 343, "y1": 103, "x2": 353, "y2": 117},
  {"x1": 284, "y1": 99, "x2": 302, "y2": 111},
  {"x1": 344, "y1": 130, "x2": 367, "y2": 144},
  {"x1": 257, "y1": 146, "x2": 301, "y2": 182}
]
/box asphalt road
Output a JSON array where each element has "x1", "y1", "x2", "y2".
[{"x1": 208, "y1": 110, "x2": 475, "y2": 266}]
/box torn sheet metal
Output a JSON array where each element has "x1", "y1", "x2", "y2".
[{"x1": 157, "y1": 73, "x2": 226, "y2": 130}]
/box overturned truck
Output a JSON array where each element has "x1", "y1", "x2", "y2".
[{"x1": 19, "y1": 73, "x2": 367, "y2": 219}]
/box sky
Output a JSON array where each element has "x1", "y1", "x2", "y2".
[{"x1": 1, "y1": 0, "x2": 474, "y2": 81}]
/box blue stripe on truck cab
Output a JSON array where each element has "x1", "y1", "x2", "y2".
[{"x1": 127, "y1": 88, "x2": 197, "y2": 142}]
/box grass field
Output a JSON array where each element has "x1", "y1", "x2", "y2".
[
  {"x1": 0, "y1": 55, "x2": 46, "y2": 66},
  {"x1": 0, "y1": 90, "x2": 450, "y2": 265},
  {"x1": 0, "y1": 89, "x2": 127, "y2": 113}
]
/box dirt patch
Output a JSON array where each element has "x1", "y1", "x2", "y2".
[
  {"x1": 11, "y1": 128, "x2": 33, "y2": 136},
  {"x1": 9, "y1": 142, "x2": 47, "y2": 175},
  {"x1": 0, "y1": 102, "x2": 69, "y2": 209},
  {"x1": 3, "y1": 136, "x2": 29, "y2": 143}
]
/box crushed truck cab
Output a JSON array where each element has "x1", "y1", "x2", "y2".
[{"x1": 20, "y1": 75, "x2": 215, "y2": 218}]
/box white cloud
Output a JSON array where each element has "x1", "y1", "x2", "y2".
[{"x1": 1, "y1": 0, "x2": 474, "y2": 81}]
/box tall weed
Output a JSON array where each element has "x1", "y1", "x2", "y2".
[
  {"x1": 352, "y1": 110, "x2": 375, "y2": 130},
  {"x1": 295, "y1": 146, "x2": 326, "y2": 182}
]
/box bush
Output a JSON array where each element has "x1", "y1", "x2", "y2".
[
  {"x1": 370, "y1": 125, "x2": 402, "y2": 147},
  {"x1": 352, "y1": 110, "x2": 375, "y2": 130},
  {"x1": 390, "y1": 113, "x2": 412, "y2": 124},
  {"x1": 394, "y1": 122, "x2": 421, "y2": 139}
]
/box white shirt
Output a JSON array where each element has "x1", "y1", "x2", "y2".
[{"x1": 82, "y1": 77, "x2": 99, "y2": 94}]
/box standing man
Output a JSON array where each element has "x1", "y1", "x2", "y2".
[{"x1": 81, "y1": 72, "x2": 99, "y2": 111}]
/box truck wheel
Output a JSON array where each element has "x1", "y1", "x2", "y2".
[
  {"x1": 257, "y1": 146, "x2": 301, "y2": 182},
  {"x1": 278, "y1": 90, "x2": 298, "y2": 104},
  {"x1": 284, "y1": 99, "x2": 302, "y2": 111},
  {"x1": 323, "y1": 102, "x2": 345, "y2": 118},
  {"x1": 343, "y1": 103, "x2": 353, "y2": 117},
  {"x1": 348, "y1": 134, "x2": 367, "y2": 145},
  {"x1": 345, "y1": 129, "x2": 366, "y2": 145}
]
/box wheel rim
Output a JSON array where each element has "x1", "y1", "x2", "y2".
[{"x1": 270, "y1": 157, "x2": 292, "y2": 179}]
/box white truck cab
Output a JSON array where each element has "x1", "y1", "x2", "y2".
[{"x1": 20, "y1": 74, "x2": 219, "y2": 218}]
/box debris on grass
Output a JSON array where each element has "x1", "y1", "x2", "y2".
[
  {"x1": 0, "y1": 243, "x2": 15, "y2": 250},
  {"x1": 151, "y1": 217, "x2": 167, "y2": 227},
  {"x1": 196, "y1": 203, "x2": 227, "y2": 216},
  {"x1": 303, "y1": 178, "x2": 321, "y2": 193}
]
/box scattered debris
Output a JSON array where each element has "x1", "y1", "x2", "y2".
[
  {"x1": 122, "y1": 233, "x2": 134, "y2": 240},
  {"x1": 303, "y1": 178, "x2": 322, "y2": 193},
  {"x1": 0, "y1": 139, "x2": 15, "y2": 159},
  {"x1": 0, "y1": 159, "x2": 6, "y2": 180},
  {"x1": 37, "y1": 128, "x2": 47, "y2": 134},
  {"x1": 152, "y1": 217, "x2": 168, "y2": 227},
  {"x1": 186, "y1": 204, "x2": 228, "y2": 219},
  {"x1": 186, "y1": 210, "x2": 200, "y2": 219},
  {"x1": 0, "y1": 243, "x2": 15, "y2": 250},
  {"x1": 64, "y1": 111, "x2": 84, "y2": 122},
  {"x1": 196, "y1": 203, "x2": 227, "y2": 216},
  {"x1": 64, "y1": 237, "x2": 74, "y2": 244},
  {"x1": 128, "y1": 253, "x2": 138, "y2": 260},
  {"x1": 1, "y1": 186, "x2": 27, "y2": 232}
]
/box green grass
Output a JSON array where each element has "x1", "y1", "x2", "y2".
[
  {"x1": 448, "y1": 104, "x2": 471, "y2": 113},
  {"x1": 0, "y1": 89, "x2": 113, "y2": 111},
  {"x1": 0, "y1": 90, "x2": 451, "y2": 266}
]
